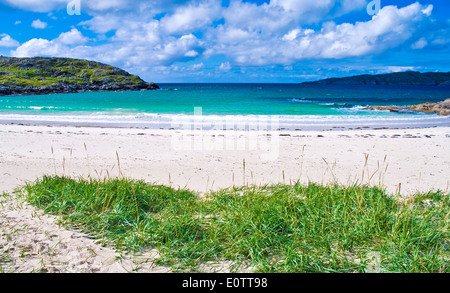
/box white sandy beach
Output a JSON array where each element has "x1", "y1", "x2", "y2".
[
  {"x1": 1, "y1": 124, "x2": 449, "y2": 195},
  {"x1": 1, "y1": 123, "x2": 449, "y2": 272}
]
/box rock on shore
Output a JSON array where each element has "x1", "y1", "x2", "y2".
[
  {"x1": 365, "y1": 99, "x2": 450, "y2": 116},
  {"x1": 0, "y1": 57, "x2": 159, "y2": 96}
]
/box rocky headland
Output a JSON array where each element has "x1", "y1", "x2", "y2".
[
  {"x1": 0, "y1": 57, "x2": 159, "y2": 96},
  {"x1": 365, "y1": 99, "x2": 450, "y2": 116}
]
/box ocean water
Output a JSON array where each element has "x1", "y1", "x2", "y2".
[{"x1": 0, "y1": 83, "x2": 449, "y2": 131}]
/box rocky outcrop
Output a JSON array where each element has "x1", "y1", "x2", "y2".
[
  {"x1": 365, "y1": 99, "x2": 450, "y2": 116},
  {"x1": 0, "y1": 82, "x2": 159, "y2": 96},
  {"x1": 0, "y1": 57, "x2": 159, "y2": 96},
  {"x1": 301, "y1": 71, "x2": 450, "y2": 86}
]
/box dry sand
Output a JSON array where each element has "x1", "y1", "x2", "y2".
[{"x1": 1, "y1": 124, "x2": 449, "y2": 272}]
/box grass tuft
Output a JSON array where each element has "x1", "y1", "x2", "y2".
[{"x1": 15, "y1": 175, "x2": 450, "y2": 272}]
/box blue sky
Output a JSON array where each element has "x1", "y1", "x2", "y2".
[{"x1": 0, "y1": 0, "x2": 449, "y2": 83}]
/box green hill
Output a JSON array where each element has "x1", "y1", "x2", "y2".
[
  {"x1": 0, "y1": 56, "x2": 159, "y2": 96},
  {"x1": 301, "y1": 71, "x2": 450, "y2": 86}
]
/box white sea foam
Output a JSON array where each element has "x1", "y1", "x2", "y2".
[
  {"x1": 290, "y1": 98, "x2": 312, "y2": 103},
  {"x1": 28, "y1": 106, "x2": 61, "y2": 110},
  {"x1": 0, "y1": 112, "x2": 448, "y2": 131}
]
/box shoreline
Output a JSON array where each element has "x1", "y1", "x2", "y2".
[{"x1": 0, "y1": 112, "x2": 449, "y2": 132}]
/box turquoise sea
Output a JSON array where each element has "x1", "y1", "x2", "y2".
[{"x1": 0, "y1": 84, "x2": 449, "y2": 131}]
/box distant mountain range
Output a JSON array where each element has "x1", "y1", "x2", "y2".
[
  {"x1": 0, "y1": 57, "x2": 159, "y2": 96},
  {"x1": 301, "y1": 71, "x2": 450, "y2": 86}
]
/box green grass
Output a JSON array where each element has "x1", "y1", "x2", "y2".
[
  {"x1": 0, "y1": 57, "x2": 146, "y2": 88},
  {"x1": 0, "y1": 71, "x2": 144, "y2": 88},
  {"x1": 14, "y1": 175, "x2": 450, "y2": 272}
]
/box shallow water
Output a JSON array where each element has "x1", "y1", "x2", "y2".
[{"x1": 0, "y1": 83, "x2": 449, "y2": 130}]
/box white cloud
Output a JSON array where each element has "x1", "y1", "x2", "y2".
[
  {"x1": 190, "y1": 63, "x2": 205, "y2": 70},
  {"x1": 432, "y1": 38, "x2": 450, "y2": 45},
  {"x1": 79, "y1": 15, "x2": 123, "y2": 34},
  {"x1": 219, "y1": 62, "x2": 231, "y2": 71},
  {"x1": 0, "y1": 0, "x2": 155, "y2": 13},
  {"x1": 57, "y1": 28, "x2": 89, "y2": 45},
  {"x1": 31, "y1": 19, "x2": 48, "y2": 29},
  {"x1": 411, "y1": 37, "x2": 428, "y2": 49},
  {"x1": 95, "y1": 24, "x2": 203, "y2": 67},
  {"x1": 12, "y1": 24, "x2": 203, "y2": 70},
  {"x1": 185, "y1": 50, "x2": 199, "y2": 57},
  {"x1": 12, "y1": 29, "x2": 89, "y2": 57},
  {"x1": 112, "y1": 19, "x2": 160, "y2": 45},
  {"x1": 160, "y1": 0, "x2": 222, "y2": 34},
  {"x1": 154, "y1": 34, "x2": 202, "y2": 64},
  {"x1": 86, "y1": 0, "x2": 130, "y2": 11},
  {"x1": 222, "y1": 1, "x2": 287, "y2": 34},
  {"x1": 205, "y1": 0, "x2": 373, "y2": 66},
  {"x1": 0, "y1": 34, "x2": 20, "y2": 47},
  {"x1": 282, "y1": 29, "x2": 301, "y2": 41},
  {"x1": 270, "y1": 0, "x2": 336, "y2": 20},
  {"x1": 211, "y1": 3, "x2": 434, "y2": 66},
  {"x1": 1, "y1": 0, "x2": 67, "y2": 13},
  {"x1": 4, "y1": 0, "x2": 439, "y2": 80},
  {"x1": 12, "y1": 38, "x2": 62, "y2": 57},
  {"x1": 422, "y1": 4, "x2": 433, "y2": 16},
  {"x1": 336, "y1": 0, "x2": 368, "y2": 15},
  {"x1": 216, "y1": 27, "x2": 252, "y2": 44},
  {"x1": 221, "y1": 0, "x2": 366, "y2": 35},
  {"x1": 382, "y1": 66, "x2": 417, "y2": 73}
]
